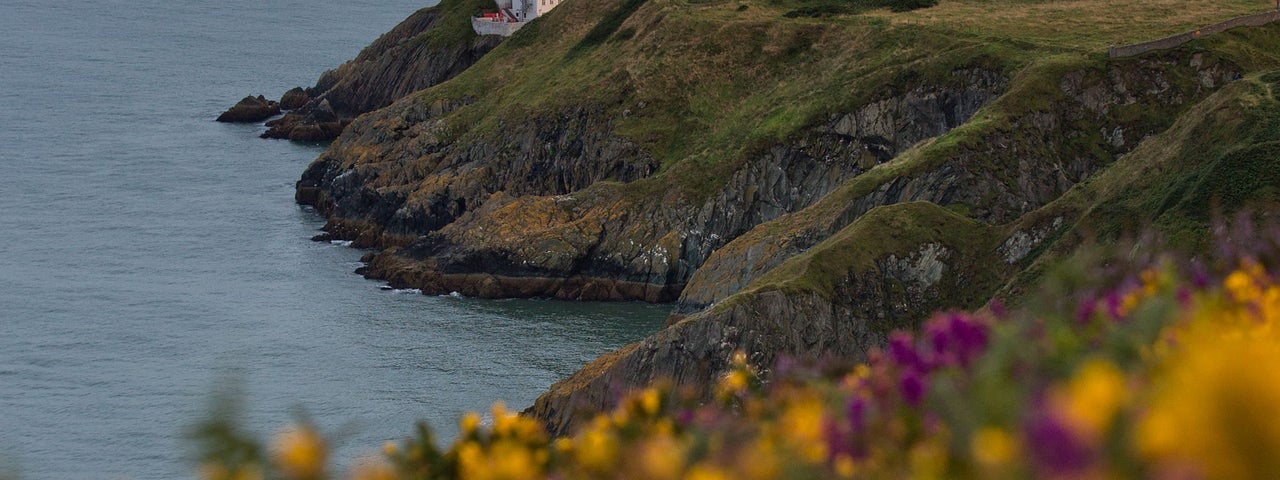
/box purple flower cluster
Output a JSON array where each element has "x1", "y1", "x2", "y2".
[
  {"x1": 885, "y1": 312, "x2": 991, "y2": 406},
  {"x1": 1025, "y1": 407, "x2": 1092, "y2": 475}
]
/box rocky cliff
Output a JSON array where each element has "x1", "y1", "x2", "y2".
[
  {"x1": 223, "y1": 0, "x2": 502, "y2": 141},
  {"x1": 284, "y1": 0, "x2": 1280, "y2": 436}
]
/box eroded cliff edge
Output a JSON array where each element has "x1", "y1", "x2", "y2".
[{"x1": 289, "y1": 0, "x2": 1280, "y2": 435}]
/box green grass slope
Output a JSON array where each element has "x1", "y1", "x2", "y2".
[{"x1": 376, "y1": 0, "x2": 1269, "y2": 203}]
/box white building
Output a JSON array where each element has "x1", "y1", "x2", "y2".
[{"x1": 472, "y1": 0, "x2": 563, "y2": 36}]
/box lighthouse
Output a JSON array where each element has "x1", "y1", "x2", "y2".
[{"x1": 472, "y1": 0, "x2": 563, "y2": 36}]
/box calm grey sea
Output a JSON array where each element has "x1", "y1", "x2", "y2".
[{"x1": 0, "y1": 1, "x2": 667, "y2": 479}]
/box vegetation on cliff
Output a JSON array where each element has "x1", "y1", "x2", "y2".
[{"x1": 289, "y1": 0, "x2": 1280, "y2": 435}]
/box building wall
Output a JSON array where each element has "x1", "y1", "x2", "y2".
[
  {"x1": 515, "y1": 0, "x2": 535, "y2": 21},
  {"x1": 472, "y1": 17, "x2": 524, "y2": 36},
  {"x1": 472, "y1": 0, "x2": 561, "y2": 36},
  {"x1": 533, "y1": 0, "x2": 562, "y2": 18}
]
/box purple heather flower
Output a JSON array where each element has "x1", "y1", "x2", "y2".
[
  {"x1": 1176, "y1": 287, "x2": 1193, "y2": 306},
  {"x1": 1075, "y1": 298, "x2": 1098, "y2": 325},
  {"x1": 887, "y1": 331, "x2": 922, "y2": 371},
  {"x1": 951, "y1": 314, "x2": 989, "y2": 366},
  {"x1": 824, "y1": 418, "x2": 854, "y2": 462},
  {"x1": 926, "y1": 321, "x2": 954, "y2": 368},
  {"x1": 1105, "y1": 291, "x2": 1126, "y2": 319},
  {"x1": 1191, "y1": 262, "x2": 1212, "y2": 288},
  {"x1": 676, "y1": 409, "x2": 695, "y2": 426},
  {"x1": 1026, "y1": 410, "x2": 1092, "y2": 475},
  {"x1": 846, "y1": 395, "x2": 866, "y2": 432},
  {"x1": 899, "y1": 368, "x2": 926, "y2": 406}
]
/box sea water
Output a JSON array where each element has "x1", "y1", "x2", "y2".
[{"x1": 0, "y1": 1, "x2": 668, "y2": 478}]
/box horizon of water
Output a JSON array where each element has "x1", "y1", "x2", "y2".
[{"x1": 0, "y1": 2, "x2": 668, "y2": 479}]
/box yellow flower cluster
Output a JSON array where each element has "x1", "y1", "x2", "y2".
[
  {"x1": 1137, "y1": 261, "x2": 1280, "y2": 479},
  {"x1": 273, "y1": 425, "x2": 327, "y2": 480},
  {"x1": 453, "y1": 403, "x2": 551, "y2": 480}
]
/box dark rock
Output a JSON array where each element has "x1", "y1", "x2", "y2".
[
  {"x1": 303, "y1": 99, "x2": 339, "y2": 123},
  {"x1": 216, "y1": 95, "x2": 280, "y2": 123},
  {"x1": 288, "y1": 124, "x2": 330, "y2": 142},
  {"x1": 262, "y1": 100, "x2": 351, "y2": 141},
  {"x1": 254, "y1": 8, "x2": 501, "y2": 141},
  {"x1": 279, "y1": 87, "x2": 310, "y2": 110},
  {"x1": 260, "y1": 104, "x2": 346, "y2": 141}
]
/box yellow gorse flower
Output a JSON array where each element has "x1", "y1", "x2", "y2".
[
  {"x1": 637, "y1": 432, "x2": 686, "y2": 480},
  {"x1": 683, "y1": 464, "x2": 731, "y2": 480},
  {"x1": 1136, "y1": 265, "x2": 1280, "y2": 479},
  {"x1": 777, "y1": 394, "x2": 828, "y2": 463},
  {"x1": 457, "y1": 439, "x2": 543, "y2": 480},
  {"x1": 575, "y1": 417, "x2": 621, "y2": 473},
  {"x1": 272, "y1": 424, "x2": 327, "y2": 480},
  {"x1": 1057, "y1": 358, "x2": 1128, "y2": 439},
  {"x1": 641, "y1": 387, "x2": 663, "y2": 416},
  {"x1": 460, "y1": 412, "x2": 482, "y2": 437},
  {"x1": 970, "y1": 427, "x2": 1017, "y2": 468}
]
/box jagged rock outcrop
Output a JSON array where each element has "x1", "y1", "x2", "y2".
[
  {"x1": 675, "y1": 55, "x2": 1242, "y2": 312},
  {"x1": 675, "y1": 70, "x2": 1005, "y2": 308},
  {"x1": 528, "y1": 203, "x2": 1003, "y2": 435},
  {"x1": 299, "y1": 52, "x2": 1234, "y2": 307},
  {"x1": 216, "y1": 95, "x2": 280, "y2": 123},
  {"x1": 244, "y1": 6, "x2": 501, "y2": 140},
  {"x1": 279, "y1": 87, "x2": 312, "y2": 111},
  {"x1": 298, "y1": 69, "x2": 1006, "y2": 299},
  {"x1": 264, "y1": 99, "x2": 349, "y2": 141}
]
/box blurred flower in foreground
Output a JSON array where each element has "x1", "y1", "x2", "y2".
[
  {"x1": 189, "y1": 245, "x2": 1280, "y2": 480},
  {"x1": 272, "y1": 424, "x2": 326, "y2": 480},
  {"x1": 1139, "y1": 262, "x2": 1280, "y2": 479}
]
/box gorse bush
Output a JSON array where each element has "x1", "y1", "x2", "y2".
[{"x1": 194, "y1": 220, "x2": 1280, "y2": 479}]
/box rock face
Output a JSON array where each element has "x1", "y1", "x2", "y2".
[
  {"x1": 279, "y1": 0, "x2": 1266, "y2": 438},
  {"x1": 297, "y1": 70, "x2": 1008, "y2": 301},
  {"x1": 216, "y1": 95, "x2": 280, "y2": 123},
  {"x1": 264, "y1": 99, "x2": 349, "y2": 142},
  {"x1": 245, "y1": 6, "x2": 501, "y2": 140},
  {"x1": 521, "y1": 52, "x2": 1248, "y2": 434},
  {"x1": 279, "y1": 87, "x2": 311, "y2": 111},
  {"x1": 527, "y1": 205, "x2": 1000, "y2": 436}
]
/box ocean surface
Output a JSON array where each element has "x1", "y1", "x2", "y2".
[{"x1": 0, "y1": 1, "x2": 669, "y2": 479}]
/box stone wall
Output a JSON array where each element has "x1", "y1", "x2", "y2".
[
  {"x1": 472, "y1": 17, "x2": 525, "y2": 36},
  {"x1": 1110, "y1": 9, "x2": 1280, "y2": 58}
]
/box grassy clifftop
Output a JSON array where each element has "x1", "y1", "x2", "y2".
[
  {"x1": 298, "y1": 0, "x2": 1280, "y2": 430},
  {"x1": 332, "y1": 0, "x2": 1275, "y2": 220}
]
